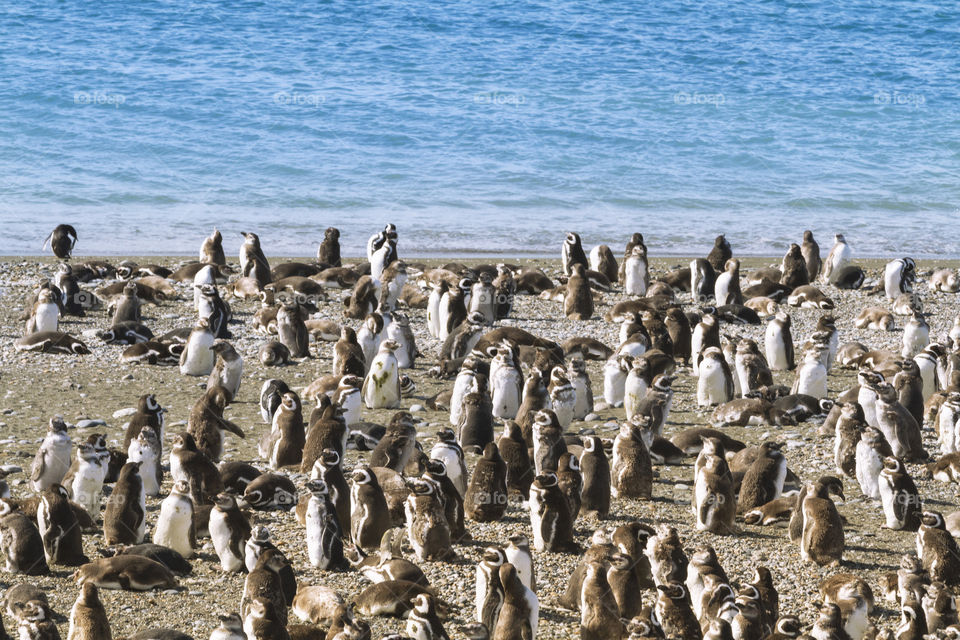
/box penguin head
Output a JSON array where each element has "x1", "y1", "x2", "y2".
[
  {"x1": 48, "y1": 416, "x2": 68, "y2": 434},
  {"x1": 881, "y1": 456, "x2": 904, "y2": 474},
  {"x1": 565, "y1": 232, "x2": 580, "y2": 246},
  {"x1": 425, "y1": 458, "x2": 447, "y2": 477},
  {"x1": 213, "y1": 492, "x2": 239, "y2": 510},
  {"x1": 379, "y1": 339, "x2": 400, "y2": 353},
  {"x1": 560, "y1": 452, "x2": 580, "y2": 473},
  {"x1": 171, "y1": 480, "x2": 191, "y2": 496},
  {"x1": 534, "y1": 472, "x2": 558, "y2": 488},
  {"x1": 406, "y1": 478, "x2": 434, "y2": 497},
  {"x1": 240, "y1": 231, "x2": 260, "y2": 246},
  {"x1": 482, "y1": 546, "x2": 506, "y2": 566},
  {"x1": 320, "y1": 448, "x2": 341, "y2": 468},
  {"x1": 436, "y1": 428, "x2": 456, "y2": 444},
  {"x1": 137, "y1": 428, "x2": 159, "y2": 447},
  {"x1": 921, "y1": 511, "x2": 945, "y2": 529},
  {"x1": 305, "y1": 479, "x2": 328, "y2": 497},
  {"x1": 656, "y1": 582, "x2": 688, "y2": 601},
  {"x1": 507, "y1": 534, "x2": 529, "y2": 550},
  {"x1": 280, "y1": 392, "x2": 300, "y2": 413},
  {"x1": 70, "y1": 339, "x2": 91, "y2": 355},
  {"x1": 351, "y1": 467, "x2": 373, "y2": 485}
]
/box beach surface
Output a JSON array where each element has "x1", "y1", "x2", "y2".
[{"x1": 0, "y1": 254, "x2": 957, "y2": 638}]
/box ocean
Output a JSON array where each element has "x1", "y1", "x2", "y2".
[{"x1": 1, "y1": 0, "x2": 958, "y2": 258}]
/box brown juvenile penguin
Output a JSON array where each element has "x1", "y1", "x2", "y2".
[
  {"x1": 67, "y1": 582, "x2": 112, "y2": 640},
  {"x1": 187, "y1": 384, "x2": 245, "y2": 462},
  {"x1": 103, "y1": 462, "x2": 145, "y2": 546},
  {"x1": 465, "y1": 443, "x2": 509, "y2": 522},
  {"x1": 564, "y1": 263, "x2": 594, "y2": 320}
]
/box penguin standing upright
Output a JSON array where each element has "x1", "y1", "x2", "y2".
[
  {"x1": 405, "y1": 593, "x2": 449, "y2": 640},
  {"x1": 780, "y1": 243, "x2": 809, "y2": 289},
  {"x1": 476, "y1": 546, "x2": 506, "y2": 632},
  {"x1": 623, "y1": 244, "x2": 649, "y2": 296},
  {"x1": 564, "y1": 263, "x2": 594, "y2": 320},
  {"x1": 493, "y1": 563, "x2": 539, "y2": 640},
  {"x1": 200, "y1": 228, "x2": 226, "y2": 265},
  {"x1": 567, "y1": 357, "x2": 593, "y2": 421},
  {"x1": 404, "y1": 478, "x2": 452, "y2": 562},
  {"x1": 611, "y1": 420, "x2": 653, "y2": 500},
  {"x1": 562, "y1": 232, "x2": 589, "y2": 276},
  {"x1": 361, "y1": 340, "x2": 401, "y2": 409},
  {"x1": 707, "y1": 235, "x2": 732, "y2": 272},
  {"x1": 349, "y1": 466, "x2": 391, "y2": 551},
  {"x1": 239, "y1": 231, "x2": 271, "y2": 288},
  {"x1": 694, "y1": 451, "x2": 736, "y2": 535},
  {"x1": 30, "y1": 416, "x2": 72, "y2": 492},
  {"x1": 529, "y1": 473, "x2": 580, "y2": 553},
  {"x1": 37, "y1": 484, "x2": 87, "y2": 566},
  {"x1": 655, "y1": 583, "x2": 702, "y2": 639},
  {"x1": 127, "y1": 428, "x2": 162, "y2": 497},
  {"x1": 917, "y1": 511, "x2": 960, "y2": 587},
  {"x1": 180, "y1": 318, "x2": 216, "y2": 376},
  {"x1": 153, "y1": 480, "x2": 197, "y2": 558},
  {"x1": 736, "y1": 442, "x2": 787, "y2": 513},
  {"x1": 556, "y1": 452, "x2": 582, "y2": 521},
  {"x1": 465, "y1": 443, "x2": 509, "y2": 523},
  {"x1": 209, "y1": 492, "x2": 251, "y2": 572},
  {"x1": 430, "y1": 429, "x2": 468, "y2": 497},
  {"x1": 765, "y1": 311, "x2": 795, "y2": 371},
  {"x1": 821, "y1": 234, "x2": 852, "y2": 283},
  {"x1": 879, "y1": 456, "x2": 921, "y2": 531},
  {"x1": 580, "y1": 561, "x2": 625, "y2": 640},
  {"x1": 714, "y1": 259, "x2": 742, "y2": 306},
  {"x1": 490, "y1": 344, "x2": 523, "y2": 421},
  {"x1": 68, "y1": 583, "x2": 112, "y2": 640},
  {"x1": 801, "y1": 230, "x2": 821, "y2": 282},
  {"x1": 208, "y1": 340, "x2": 244, "y2": 400},
  {"x1": 304, "y1": 479, "x2": 346, "y2": 570},
  {"x1": 103, "y1": 461, "x2": 146, "y2": 545},
  {"x1": 800, "y1": 480, "x2": 844, "y2": 566},
  {"x1": 579, "y1": 436, "x2": 610, "y2": 519},
  {"x1": 277, "y1": 302, "x2": 309, "y2": 359},
  {"x1": 499, "y1": 421, "x2": 533, "y2": 498},
  {"x1": 317, "y1": 227, "x2": 341, "y2": 266}
]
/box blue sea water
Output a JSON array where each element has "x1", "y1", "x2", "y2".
[{"x1": 0, "y1": 0, "x2": 958, "y2": 257}]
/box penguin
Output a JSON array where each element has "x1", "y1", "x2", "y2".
[
  {"x1": 459, "y1": 386, "x2": 496, "y2": 455},
  {"x1": 529, "y1": 473, "x2": 579, "y2": 553},
  {"x1": 655, "y1": 583, "x2": 702, "y2": 639},
  {"x1": 15, "y1": 330, "x2": 90, "y2": 354},
  {"x1": 490, "y1": 344, "x2": 523, "y2": 421},
  {"x1": 562, "y1": 232, "x2": 589, "y2": 276},
  {"x1": 498, "y1": 421, "x2": 534, "y2": 498},
  {"x1": 871, "y1": 380, "x2": 926, "y2": 462},
  {"x1": 0, "y1": 499, "x2": 48, "y2": 575},
  {"x1": 879, "y1": 457, "x2": 922, "y2": 531},
  {"x1": 405, "y1": 477, "x2": 452, "y2": 562},
  {"x1": 197, "y1": 283, "x2": 232, "y2": 339},
  {"x1": 103, "y1": 462, "x2": 146, "y2": 545},
  {"x1": 14, "y1": 601, "x2": 60, "y2": 640},
  {"x1": 333, "y1": 326, "x2": 367, "y2": 377},
  {"x1": 855, "y1": 425, "x2": 893, "y2": 500},
  {"x1": 43, "y1": 223, "x2": 78, "y2": 259},
  {"x1": 697, "y1": 347, "x2": 734, "y2": 407},
  {"x1": 30, "y1": 416, "x2": 72, "y2": 493},
  {"x1": 821, "y1": 233, "x2": 852, "y2": 283},
  {"x1": 691, "y1": 313, "x2": 721, "y2": 375},
  {"x1": 239, "y1": 231, "x2": 271, "y2": 288},
  {"x1": 243, "y1": 597, "x2": 289, "y2": 640},
  {"x1": 917, "y1": 511, "x2": 960, "y2": 586},
  {"x1": 362, "y1": 340, "x2": 401, "y2": 409},
  {"x1": 765, "y1": 311, "x2": 795, "y2": 371},
  {"x1": 122, "y1": 393, "x2": 166, "y2": 452},
  {"x1": 791, "y1": 348, "x2": 828, "y2": 399},
  {"x1": 564, "y1": 263, "x2": 594, "y2": 320},
  {"x1": 189, "y1": 384, "x2": 245, "y2": 462},
  {"x1": 547, "y1": 365, "x2": 577, "y2": 429},
  {"x1": 24, "y1": 288, "x2": 60, "y2": 335},
  {"x1": 67, "y1": 582, "x2": 111, "y2": 640},
  {"x1": 110, "y1": 280, "x2": 141, "y2": 325},
  {"x1": 589, "y1": 244, "x2": 618, "y2": 284},
  {"x1": 567, "y1": 357, "x2": 593, "y2": 421},
  {"x1": 694, "y1": 452, "x2": 736, "y2": 535},
  {"x1": 427, "y1": 281, "x2": 447, "y2": 339},
  {"x1": 37, "y1": 484, "x2": 87, "y2": 566},
  {"x1": 169, "y1": 432, "x2": 224, "y2": 504},
  {"x1": 611, "y1": 420, "x2": 653, "y2": 500},
  {"x1": 902, "y1": 309, "x2": 930, "y2": 359},
  {"x1": 370, "y1": 411, "x2": 417, "y2": 472},
  {"x1": 71, "y1": 441, "x2": 107, "y2": 516},
  {"x1": 208, "y1": 341, "x2": 244, "y2": 400},
  {"x1": 623, "y1": 357, "x2": 652, "y2": 418},
  {"x1": 691, "y1": 257, "x2": 716, "y2": 304},
  {"x1": 779, "y1": 243, "x2": 809, "y2": 289},
  {"x1": 276, "y1": 302, "x2": 310, "y2": 359},
  {"x1": 714, "y1": 259, "x2": 742, "y2": 306},
  {"x1": 664, "y1": 306, "x2": 693, "y2": 365},
  {"x1": 405, "y1": 593, "x2": 449, "y2": 640},
  {"x1": 301, "y1": 398, "x2": 349, "y2": 473},
  {"x1": 579, "y1": 436, "x2": 610, "y2": 519},
  {"x1": 531, "y1": 409, "x2": 567, "y2": 475},
  {"x1": 884, "y1": 257, "x2": 917, "y2": 301},
  {"x1": 602, "y1": 354, "x2": 630, "y2": 408},
  {"x1": 350, "y1": 466, "x2": 391, "y2": 551},
  {"x1": 386, "y1": 310, "x2": 419, "y2": 369},
  {"x1": 493, "y1": 563, "x2": 539, "y2": 640},
  {"x1": 304, "y1": 479, "x2": 346, "y2": 570},
  {"x1": 556, "y1": 452, "x2": 582, "y2": 521},
  {"x1": 736, "y1": 442, "x2": 786, "y2": 513},
  {"x1": 152, "y1": 480, "x2": 196, "y2": 559},
  {"x1": 193, "y1": 263, "x2": 218, "y2": 309},
  {"x1": 426, "y1": 432, "x2": 466, "y2": 500},
  {"x1": 476, "y1": 546, "x2": 506, "y2": 632},
  {"x1": 623, "y1": 244, "x2": 649, "y2": 296},
  {"x1": 242, "y1": 547, "x2": 293, "y2": 626},
  {"x1": 266, "y1": 391, "x2": 305, "y2": 470},
  {"x1": 465, "y1": 443, "x2": 509, "y2": 523},
  {"x1": 200, "y1": 227, "x2": 226, "y2": 265},
  {"x1": 469, "y1": 271, "x2": 497, "y2": 325},
  {"x1": 580, "y1": 560, "x2": 625, "y2": 640},
  {"x1": 799, "y1": 480, "x2": 844, "y2": 566},
  {"x1": 833, "y1": 403, "x2": 863, "y2": 478},
  {"x1": 921, "y1": 580, "x2": 957, "y2": 634},
  {"x1": 209, "y1": 492, "x2": 251, "y2": 572},
  {"x1": 127, "y1": 428, "x2": 162, "y2": 497},
  {"x1": 179, "y1": 318, "x2": 216, "y2": 376},
  {"x1": 802, "y1": 230, "x2": 821, "y2": 282},
  {"x1": 503, "y1": 535, "x2": 536, "y2": 596}
]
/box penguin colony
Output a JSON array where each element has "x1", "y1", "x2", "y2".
[{"x1": 2, "y1": 226, "x2": 960, "y2": 639}]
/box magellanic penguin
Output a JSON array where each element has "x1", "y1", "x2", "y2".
[
  {"x1": 655, "y1": 582, "x2": 702, "y2": 639},
  {"x1": 856, "y1": 426, "x2": 894, "y2": 500},
  {"x1": 103, "y1": 461, "x2": 146, "y2": 545},
  {"x1": 499, "y1": 421, "x2": 534, "y2": 498},
  {"x1": 123, "y1": 392, "x2": 166, "y2": 451},
  {"x1": 431, "y1": 428, "x2": 468, "y2": 497},
  {"x1": 0, "y1": 498, "x2": 49, "y2": 575},
  {"x1": 580, "y1": 560, "x2": 625, "y2": 640},
  {"x1": 697, "y1": 347, "x2": 734, "y2": 407},
  {"x1": 304, "y1": 479, "x2": 347, "y2": 571},
  {"x1": 68, "y1": 582, "x2": 112, "y2": 640},
  {"x1": 209, "y1": 492, "x2": 252, "y2": 572},
  {"x1": 884, "y1": 257, "x2": 917, "y2": 301},
  {"x1": 801, "y1": 230, "x2": 821, "y2": 282},
  {"x1": 579, "y1": 436, "x2": 611, "y2": 519},
  {"x1": 623, "y1": 244, "x2": 649, "y2": 296},
  {"x1": 493, "y1": 563, "x2": 539, "y2": 640},
  {"x1": 564, "y1": 263, "x2": 594, "y2": 320},
  {"x1": 25, "y1": 288, "x2": 60, "y2": 335},
  {"x1": 170, "y1": 432, "x2": 225, "y2": 504},
  {"x1": 362, "y1": 339, "x2": 401, "y2": 409},
  {"x1": 350, "y1": 466, "x2": 392, "y2": 552},
  {"x1": 208, "y1": 340, "x2": 244, "y2": 401},
  {"x1": 878, "y1": 456, "x2": 921, "y2": 531},
  {"x1": 611, "y1": 419, "x2": 653, "y2": 500},
  {"x1": 30, "y1": 416, "x2": 72, "y2": 492},
  {"x1": 127, "y1": 427, "x2": 163, "y2": 497},
  {"x1": 43, "y1": 223, "x2": 78, "y2": 259},
  {"x1": 870, "y1": 380, "x2": 927, "y2": 462},
  {"x1": 188, "y1": 384, "x2": 245, "y2": 462},
  {"x1": 405, "y1": 593, "x2": 449, "y2": 640},
  {"x1": 465, "y1": 443, "x2": 509, "y2": 523},
  {"x1": 37, "y1": 484, "x2": 88, "y2": 566},
  {"x1": 562, "y1": 232, "x2": 589, "y2": 276},
  {"x1": 405, "y1": 477, "x2": 454, "y2": 562},
  {"x1": 694, "y1": 450, "x2": 737, "y2": 535},
  {"x1": 239, "y1": 231, "x2": 271, "y2": 288},
  {"x1": 799, "y1": 480, "x2": 844, "y2": 567},
  {"x1": 902, "y1": 309, "x2": 930, "y2": 360},
  {"x1": 70, "y1": 441, "x2": 107, "y2": 516},
  {"x1": 764, "y1": 311, "x2": 795, "y2": 371},
  {"x1": 714, "y1": 258, "x2": 743, "y2": 306},
  {"x1": 200, "y1": 227, "x2": 226, "y2": 265},
  {"x1": 179, "y1": 318, "x2": 216, "y2": 376},
  {"x1": 529, "y1": 473, "x2": 580, "y2": 553},
  {"x1": 821, "y1": 233, "x2": 852, "y2": 283},
  {"x1": 589, "y1": 244, "x2": 618, "y2": 284},
  {"x1": 476, "y1": 546, "x2": 506, "y2": 632},
  {"x1": 917, "y1": 511, "x2": 960, "y2": 587},
  {"x1": 153, "y1": 480, "x2": 197, "y2": 559},
  {"x1": 736, "y1": 442, "x2": 787, "y2": 513}
]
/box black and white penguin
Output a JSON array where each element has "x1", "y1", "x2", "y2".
[
  {"x1": 714, "y1": 258, "x2": 743, "y2": 306},
  {"x1": 304, "y1": 479, "x2": 347, "y2": 570},
  {"x1": 529, "y1": 473, "x2": 579, "y2": 553},
  {"x1": 265, "y1": 391, "x2": 305, "y2": 470},
  {"x1": 209, "y1": 492, "x2": 251, "y2": 572},
  {"x1": 589, "y1": 244, "x2": 618, "y2": 284},
  {"x1": 406, "y1": 593, "x2": 449, "y2": 640},
  {"x1": 103, "y1": 461, "x2": 146, "y2": 545},
  {"x1": 879, "y1": 456, "x2": 921, "y2": 531},
  {"x1": 623, "y1": 244, "x2": 649, "y2": 296},
  {"x1": 239, "y1": 231, "x2": 271, "y2": 288},
  {"x1": 37, "y1": 484, "x2": 88, "y2": 566},
  {"x1": 476, "y1": 546, "x2": 506, "y2": 632},
  {"x1": 736, "y1": 442, "x2": 786, "y2": 513},
  {"x1": 764, "y1": 311, "x2": 795, "y2": 371},
  {"x1": 127, "y1": 427, "x2": 162, "y2": 497},
  {"x1": 562, "y1": 232, "x2": 589, "y2": 276},
  {"x1": 917, "y1": 511, "x2": 960, "y2": 587},
  {"x1": 170, "y1": 432, "x2": 225, "y2": 504},
  {"x1": 871, "y1": 380, "x2": 927, "y2": 462},
  {"x1": 465, "y1": 443, "x2": 509, "y2": 523},
  {"x1": 208, "y1": 341, "x2": 243, "y2": 400},
  {"x1": 362, "y1": 340, "x2": 401, "y2": 409},
  {"x1": 404, "y1": 477, "x2": 452, "y2": 562},
  {"x1": 123, "y1": 393, "x2": 166, "y2": 451},
  {"x1": 531, "y1": 409, "x2": 567, "y2": 475},
  {"x1": 43, "y1": 223, "x2": 78, "y2": 259},
  {"x1": 884, "y1": 257, "x2": 917, "y2": 301},
  {"x1": 493, "y1": 563, "x2": 539, "y2": 640},
  {"x1": 179, "y1": 318, "x2": 216, "y2": 376},
  {"x1": 821, "y1": 233, "x2": 852, "y2": 283},
  {"x1": 197, "y1": 283, "x2": 232, "y2": 339},
  {"x1": 611, "y1": 420, "x2": 653, "y2": 500},
  {"x1": 30, "y1": 416, "x2": 72, "y2": 493},
  {"x1": 350, "y1": 466, "x2": 392, "y2": 552},
  {"x1": 498, "y1": 421, "x2": 534, "y2": 498},
  {"x1": 655, "y1": 583, "x2": 702, "y2": 639},
  {"x1": 431, "y1": 429, "x2": 468, "y2": 497}
]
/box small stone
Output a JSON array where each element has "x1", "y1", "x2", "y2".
[
  {"x1": 584, "y1": 412, "x2": 600, "y2": 422},
  {"x1": 76, "y1": 419, "x2": 107, "y2": 429},
  {"x1": 594, "y1": 402, "x2": 609, "y2": 412},
  {"x1": 112, "y1": 407, "x2": 137, "y2": 419},
  {"x1": 121, "y1": 374, "x2": 134, "y2": 381},
  {"x1": 409, "y1": 404, "x2": 425, "y2": 412}
]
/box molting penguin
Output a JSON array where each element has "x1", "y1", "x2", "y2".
[
  {"x1": 611, "y1": 419, "x2": 653, "y2": 500},
  {"x1": 189, "y1": 384, "x2": 245, "y2": 462},
  {"x1": 917, "y1": 511, "x2": 960, "y2": 586},
  {"x1": 564, "y1": 263, "x2": 594, "y2": 320},
  {"x1": 350, "y1": 466, "x2": 392, "y2": 552},
  {"x1": 465, "y1": 443, "x2": 509, "y2": 523},
  {"x1": 736, "y1": 442, "x2": 786, "y2": 513},
  {"x1": 127, "y1": 428, "x2": 162, "y2": 497},
  {"x1": 0, "y1": 498, "x2": 48, "y2": 575},
  {"x1": 179, "y1": 318, "x2": 216, "y2": 376},
  {"x1": 200, "y1": 227, "x2": 226, "y2": 265},
  {"x1": 404, "y1": 477, "x2": 453, "y2": 562},
  {"x1": 799, "y1": 480, "x2": 844, "y2": 566},
  {"x1": 579, "y1": 436, "x2": 611, "y2": 519},
  {"x1": 239, "y1": 231, "x2": 271, "y2": 288},
  {"x1": 208, "y1": 340, "x2": 244, "y2": 400},
  {"x1": 304, "y1": 479, "x2": 347, "y2": 570},
  {"x1": 764, "y1": 311, "x2": 795, "y2": 371},
  {"x1": 103, "y1": 461, "x2": 146, "y2": 545},
  {"x1": 362, "y1": 340, "x2": 401, "y2": 409},
  {"x1": 821, "y1": 233, "x2": 852, "y2": 283},
  {"x1": 153, "y1": 480, "x2": 197, "y2": 558},
  {"x1": 37, "y1": 484, "x2": 88, "y2": 566},
  {"x1": 878, "y1": 457, "x2": 921, "y2": 531},
  {"x1": 30, "y1": 416, "x2": 72, "y2": 492},
  {"x1": 68, "y1": 582, "x2": 112, "y2": 640},
  {"x1": 801, "y1": 230, "x2": 821, "y2": 282}
]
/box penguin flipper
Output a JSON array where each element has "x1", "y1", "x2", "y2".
[
  {"x1": 220, "y1": 418, "x2": 245, "y2": 438},
  {"x1": 30, "y1": 452, "x2": 46, "y2": 483}
]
